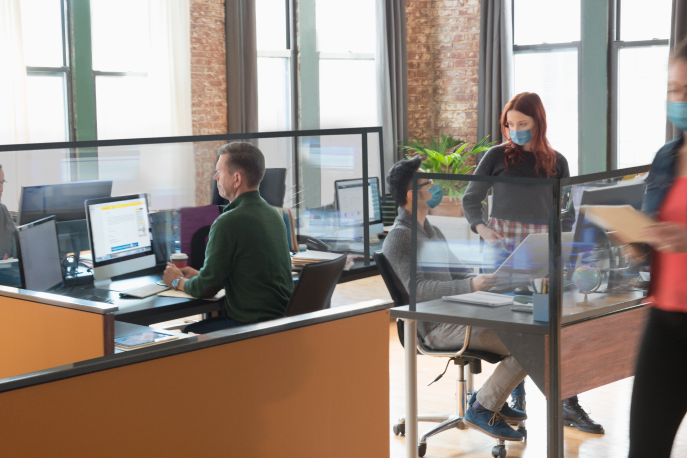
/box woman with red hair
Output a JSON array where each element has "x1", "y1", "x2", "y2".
[
  {"x1": 462, "y1": 92, "x2": 604, "y2": 435},
  {"x1": 463, "y1": 92, "x2": 571, "y2": 251}
]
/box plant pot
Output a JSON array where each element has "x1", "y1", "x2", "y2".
[{"x1": 429, "y1": 196, "x2": 463, "y2": 217}]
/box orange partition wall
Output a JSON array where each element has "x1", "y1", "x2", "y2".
[
  {"x1": 0, "y1": 310, "x2": 390, "y2": 458},
  {"x1": 0, "y1": 296, "x2": 106, "y2": 379}
]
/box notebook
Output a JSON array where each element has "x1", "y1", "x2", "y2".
[{"x1": 442, "y1": 291, "x2": 514, "y2": 306}]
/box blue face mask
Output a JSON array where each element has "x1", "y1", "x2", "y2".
[
  {"x1": 668, "y1": 101, "x2": 687, "y2": 132},
  {"x1": 425, "y1": 184, "x2": 443, "y2": 209},
  {"x1": 509, "y1": 129, "x2": 533, "y2": 146}
]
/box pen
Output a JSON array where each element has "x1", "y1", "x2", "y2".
[
  {"x1": 2, "y1": 253, "x2": 7, "y2": 260},
  {"x1": 542, "y1": 278, "x2": 547, "y2": 294}
]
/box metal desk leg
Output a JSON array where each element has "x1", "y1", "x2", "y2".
[{"x1": 404, "y1": 319, "x2": 418, "y2": 458}]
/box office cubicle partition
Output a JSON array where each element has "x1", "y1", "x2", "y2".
[
  {"x1": 393, "y1": 165, "x2": 653, "y2": 457},
  {"x1": 0, "y1": 303, "x2": 390, "y2": 457},
  {"x1": 0, "y1": 287, "x2": 115, "y2": 379},
  {"x1": 0, "y1": 127, "x2": 385, "y2": 269}
]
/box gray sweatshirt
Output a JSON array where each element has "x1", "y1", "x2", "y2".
[{"x1": 381, "y1": 207, "x2": 474, "y2": 338}]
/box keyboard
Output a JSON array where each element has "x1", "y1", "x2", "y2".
[
  {"x1": 77, "y1": 294, "x2": 115, "y2": 305},
  {"x1": 120, "y1": 283, "x2": 170, "y2": 299}
]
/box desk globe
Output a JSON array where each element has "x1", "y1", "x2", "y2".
[{"x1": 572, "y1": 265, "x2": 602, "y2": 304}]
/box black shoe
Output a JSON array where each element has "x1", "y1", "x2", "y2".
[
  {"x1": 562, "y1": 397, "x2": 605, "y2": 434},
  {"x1": 510, "y1": 395, "x2": 526, "y2": 413}
]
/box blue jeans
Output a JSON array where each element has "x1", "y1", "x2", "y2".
[
  {"x1": 184, "y1": 317, "x2": 245, "y2": 334},
  {"x1": 511, "y1": 380, "x2": 526, "y2": 398},
  {"x1": 510, "y1": 380, "x2": 578, "y2": 403}
]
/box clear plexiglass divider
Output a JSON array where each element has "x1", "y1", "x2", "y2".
[
  {"x1": 0, "y1": 127, "x2": 384, "y2": 289},
  {"x1": 560, "y1": 164, "x2": 653, "y2": 322},
  {"x1": 407, "y1": 172, "x2": 558, "y2": 322},
  {"x1": 406, "y1": 165, "x2": 653, "y2": 326}
]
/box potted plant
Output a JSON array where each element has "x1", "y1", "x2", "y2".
[{"x1": 400, "y1": 134, "x2": 496, "y2": 217}]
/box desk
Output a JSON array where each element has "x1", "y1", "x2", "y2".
[
  {"x1": 73, "y1": 260, "x2": 380, "y2": 326},
  {"x1": 391, "y1": 294, "x2": 649, "y2": 458}
]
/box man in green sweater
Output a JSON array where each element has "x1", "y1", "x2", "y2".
[{"x1": 163, "y1": 142, "x2": 294, "y2": 333}]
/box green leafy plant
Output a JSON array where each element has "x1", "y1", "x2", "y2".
[{"x1": 400, "y1": 134, "x2": 496, "y2": 202}]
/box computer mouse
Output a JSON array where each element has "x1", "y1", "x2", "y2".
[{"x1": 513, "y1": 286, "x2": 533, "y2": 296}]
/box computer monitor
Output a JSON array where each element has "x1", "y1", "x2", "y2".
[
  {"x1": 334, "y1": 177, "x2": 382, "y2": 224},
  {"x1": 18, "y1": 181, "x2": 113, "y2": 225},
  {"x1": 568, "y1": 180, "x2": 646, "y2": 279},
  {"x1": 15, "y1": 216, "x2": 63, "y2": 292},
  {"x1": 85, "y1": 194, "x2": 156, "y2": 287}
]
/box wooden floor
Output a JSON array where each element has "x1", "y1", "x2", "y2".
[{"x1": 333, "y1": 276, "x2": 687, "y2": 458}]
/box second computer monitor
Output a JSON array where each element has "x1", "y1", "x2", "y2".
[
  {"x1": 18, "y1": 181, "x2": 113, "y2": 225},
  {"x1": 85, "y1": 194, "x2": 156, "y2": 284},
  {"x1": 335, "y1": 177, "x2": 382, "y2": 224}
]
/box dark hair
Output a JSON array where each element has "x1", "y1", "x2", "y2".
[
  {"x1": 500, "y1": 92, "x2": 557, "y2": 178},
  {"x1": 217, "y1": 142, "x2": 265, "y2": 188},
  {"x1": 671, "y1": 38, "x2": 687, "y2": 63},
  {"x1": 386, "y1": 156, "x2": 423, "y2": 206}
]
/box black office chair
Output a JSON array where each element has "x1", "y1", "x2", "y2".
[
  {"x1": 190, "y1": 225, "x2": 212, "y2": 270},
  {"x1": 284, "y1": 254, "x2": 346, "y2": 317},
  {"x1": 374, "y1": 251, "x2": 522, "y2": 458},
  {"x1": 211, "y1": 168, "x2": 287, "y2": 207}
]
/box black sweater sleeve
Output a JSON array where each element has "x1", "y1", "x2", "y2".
[{"x1": 461, "y1": 147, "x2": 499, "y2": 232}]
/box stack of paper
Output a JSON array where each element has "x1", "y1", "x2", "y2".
[
  {"x1": 158, "y1": 289, "x2": 226, "y2": 301},
  {"x1": 442, "y1": 291, "x2": 514, "y2": 307},
  {"x1": 291, "y1": 250, "x2": 343, "y2": 268}
]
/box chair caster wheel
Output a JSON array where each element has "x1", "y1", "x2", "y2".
[
  {"x1": 492, "y1": 444, "x2": 507, "y2": 458},
  {"x1": 517, "y1": 425, "x2": 527, "y2": 441},
  {"x1": 418, "y1": 442, "x2": 427, "y2": 457},
  {"x1": 392, "y1": 423, "x2": 405, "y2": 436}
]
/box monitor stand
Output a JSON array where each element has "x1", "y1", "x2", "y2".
[{"x1": 93, "y1": 278, "x2": 113, "y2": 290}]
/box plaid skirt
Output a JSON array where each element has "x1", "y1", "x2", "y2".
[{"x1": 488, "y1": 217, "x2": 548, "y2": 254}]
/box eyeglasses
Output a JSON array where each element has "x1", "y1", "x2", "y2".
[
  {"x1": 417, "y1": 179, "x2": 433, "y2": 189},
  {"x1": 0, "y1": 181, "x2": 7, "y2": 186}
]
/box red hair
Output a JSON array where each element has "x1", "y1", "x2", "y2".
[{"x1": 500, "y1": 92, "x2": 557, "y2": 177}]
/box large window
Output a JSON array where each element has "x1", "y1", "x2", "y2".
[
  {"x1": 20, "y1": 0, "x2": 70, "y2": 143},
  {"x1": 256, "y1": 0, "x2": 292, "y2": 133},
  {"x1": 316, "y1": 0, "x2": 377, "y2": 129},
  {"x1": 90, "y1": 0, "x2": 150, "y2": 140},
  {"x1": 513, "y1": 0, "x2": 581, "y2": 176},
  {"x1": 612, "y1": 0, "x2": 672, "y2": 169}
]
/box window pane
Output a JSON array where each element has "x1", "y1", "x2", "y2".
[
  {"x1": 617, "y1": 46, "x2": 669, "y2": 169},
  {"x1": 256, "y1": 0, "x2": 287, "y2": 51},
  {"x1": 90, "y1": 0, "x2": 149, "y2": 72},
  {"x1": 26, "y1": 74, "x2": 68, "y2": 142},
  {"x1": 619, "y1": 0, "x2": 671, "y2": 41},
  {"x1": 514, "y1": 0, "x2": 580, "y2": 45},
  {"x1": 319, "y1": 59, "x2": 376, "y2": 129},
  {"x1": 95, "y1": 75, "x2": 150, "y2": 140},
  {"x1": 258, "y1": 57, "x2": 291, "y2": 131},
  {"x1": 20, "y1": 0, "x2": 64, "y2": 67},
  {"x1": 514, "y1": 50, "x2": 579, "y2": 175},
  {"x1": 316, "y1": 0, "x2": 375, "y2": 53}
]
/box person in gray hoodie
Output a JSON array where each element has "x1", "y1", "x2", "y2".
[{"x1": 382, "y1": 156, "x2": 527, "y2": 441}]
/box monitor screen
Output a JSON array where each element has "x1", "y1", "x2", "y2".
[
  {"x1": 19, "y1": 181, "x2": 113, "y2": 225},
  {"x1": 335, "y1": 177, "x2": 382, "y2": 224},
  {"x1": 16, "y1": 216, "x2": 63, "y2": 292},
  {"x1": 86, "y1": 195, "x2": 153, "y2": 267}
]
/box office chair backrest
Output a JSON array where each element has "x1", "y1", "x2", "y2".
[
  {"x1": 190, "y1": 225, "x2": 212, "y2": 269},
  {"x1": 373, "y1": 251, "x2": 409, "y2": 307},
  {"x1": 210, "y1": 168, "x2": 287, "y2": 208},
  {"x1": 259, "y1": 168, "x2": 287, "y2": 207},
  {"x1": 284, "y1": 254, "x2": 347, "y2": 317}
]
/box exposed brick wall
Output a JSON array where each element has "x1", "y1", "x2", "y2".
[
  {"x1": 190, "y1": 0, "x2": 228, "y2": 205},
  {"x1": 406, "y1": 0, "x2": 480, "y2": 161}
]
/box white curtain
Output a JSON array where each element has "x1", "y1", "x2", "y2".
[{"x1": 96, "y1": 0, "x2": 196, "y2": 209}]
